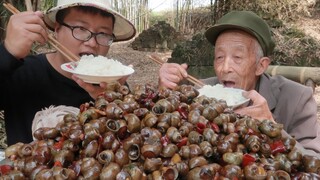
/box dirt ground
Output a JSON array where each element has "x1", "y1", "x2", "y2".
[{"x1": 108, "y1": 41, "x2": 320, "y2": 120}]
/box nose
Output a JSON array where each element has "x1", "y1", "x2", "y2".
[
  {"x1": 84, "y1": 36, "x2": 98, "y2": 47},
  {"x1": 221, "y1": 57, "x2": 232, "y2": 73}
]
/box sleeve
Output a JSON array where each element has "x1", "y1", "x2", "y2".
[
  {"x1": 0, "y1": 43, "x2": 24, "y2": 76},
  {"x1": 281, "y1": 130, "x2": 320, "y2": 159},
  {"x1": 289, "y1": 87, "x2": 320, "y2": 153},
  {"x1": 0, "y1": 76, "x2": 3, "y2": 109},
  {"x1": 0, "y1": 43, "x2": 23, "y2": 109}
]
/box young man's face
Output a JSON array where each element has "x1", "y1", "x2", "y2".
[
  {"x1": 214, "y1": 30, "x2": 262, "y2": 91},
  {"x1": 55, "y1": 8, "x2": 114, "y2": 61}
]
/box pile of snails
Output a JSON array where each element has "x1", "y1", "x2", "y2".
[{"x1": 1, "y1": 83, "x2": 319, "y2": 179}]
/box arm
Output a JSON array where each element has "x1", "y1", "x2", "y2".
[
  {"x1": 288, "y1": 87, "x2": 320, "y2": 153},
  {"x1": 235, "y1": 88, "x2": 320, "y2": 154},
  {"x1": 0, "y1": 11, "x2": 48, "y2": 75},
  {"x1": 158, "y1": 63, "x2": 188, "y2": 89},
  {"x1": 0, "y1": 44, "x2": 24, "y2": 76}
]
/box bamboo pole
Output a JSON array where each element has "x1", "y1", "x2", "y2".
[{"x1": 266, "y1": 65, "x2": 320, "y2": 85}]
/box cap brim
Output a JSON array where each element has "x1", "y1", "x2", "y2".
[{"x1": 44, "y1": 3, "x2": 136, "y2": 42}]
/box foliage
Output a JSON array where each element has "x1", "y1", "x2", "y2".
[
  {"x1": 272, "y1": 26, "x2": 320, "y2": 66},
  {"x1": 227, "y1": 0, "x2": 313, "y2": 21},
  {"x1": 149, "y1": 11, "x2": 173, "y2": 27},
  {"x1": 0, "y1": 0, "x2": 27, "y2": 40},
  {"x1": 0, "y1": 111, "x2": 7, "y2": 149}
]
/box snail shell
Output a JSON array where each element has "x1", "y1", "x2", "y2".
[
  {"x1": 97, "y1": 150, "x2": 114, "y2": 165},
  {"x1": 144, "y1": 158, "x2": 162, "y2": 172},
  {"x1": 189, "y1": 156, "x2": 208, "y2": 169},
  {"x1": 100, "y1": 162, "x2": 121, "y2": 180}
]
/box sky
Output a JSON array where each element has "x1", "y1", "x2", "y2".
[{"x1": 149, "y1": 0, "x2": 211, "y2": 12}]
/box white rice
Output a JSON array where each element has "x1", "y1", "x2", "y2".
[
  {"x1": 198, "y1": 84, "x2": 248, "y2": 107},
  {"x1": 74, "y1": 55, "x2": 133, "y2": 76}
]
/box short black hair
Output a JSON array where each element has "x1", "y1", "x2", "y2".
[{"x1": 56, "y1": 6, "x2": 115, "y2": 28}]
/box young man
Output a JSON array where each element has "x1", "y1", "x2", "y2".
[
  {"x1": 0, "y1": 0, "x2": 136, "y2": 145},
  {"x1": 159, "y1": 11, "x2": 320, "y2": 155}
]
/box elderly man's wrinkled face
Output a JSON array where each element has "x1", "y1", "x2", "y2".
[{"x1": 214, "y1": 30, "x2": 262, "y2": 91}]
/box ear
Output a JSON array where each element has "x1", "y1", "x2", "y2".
[
  {"x1": 54, "y1": 22, "x2": 61, "y2": 33},
  {"x1": 255, "y1": 57, "x2": 270, "y2": 76}
]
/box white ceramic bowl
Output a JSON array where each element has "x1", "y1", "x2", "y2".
[
  {"x1": 198, "y1": 85, "x2": 250, "y2": 109},
  {"x1": 61, "y1": 62, "x2": 134, "y2": 84}
]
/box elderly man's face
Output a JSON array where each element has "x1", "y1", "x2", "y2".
[{"x1": 214, "y1": 30, "x2": 261, "y2": 91}]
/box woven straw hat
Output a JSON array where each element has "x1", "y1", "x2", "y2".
[{"x1": 44, "y1": 0, "x2": 136, "y2": 42}]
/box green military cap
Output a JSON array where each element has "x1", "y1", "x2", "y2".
[{"x1": 205, "y1": 11, "x2": 275, "y2": 56}]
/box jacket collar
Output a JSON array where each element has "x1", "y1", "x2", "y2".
[{"x1": 258, "y1": 73, "x2": 278, "y2": 111}]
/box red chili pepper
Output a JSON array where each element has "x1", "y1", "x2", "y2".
[
  {"x1": 161, "y1": 135, "x2": 170, "y2": 146},
  {"x1": 177, "y1": 105, "x2": 189, "y2": 119},
  {"x1": 53, "y1": 137, "x2": 65, "y2": 150},
  {"x1": 242, "y1": 153, "x2": 256, "y2": 167},
  {"x1": 176, "y1": 137, "x2": 188, "y2": 148},
  {"x1": 0, "y1": 165, "x2": 12, "y2": 175},
  {"x1": 54, "y1": 161, "x2": 62, "y2": 167},
  {"x1": 210, "y1": 122, "x2": 220, "y2": 133},
  {"x1": 196, "y1": 122, "x2": 206, "y2": 134},
  {"x1": 247, "y1": 128, "x2": 256, "y2": 135},
  {"x1": 270, "y1": 140, "x2": 286, "y2": 154}
]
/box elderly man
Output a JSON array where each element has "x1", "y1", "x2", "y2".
[{"x1": 159, "y1": 11, "x2": 320, "y2": 155}]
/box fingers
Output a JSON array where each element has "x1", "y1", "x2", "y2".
[
  {"x1": 118, "y1": 75, "x2": 130, "y2": 85},
  {"x1": 72, "y1": 75, "x2": 105, "y2": 99},
  {"x1": 25, "y1": 24, "x2": 48, "y2": 44},
  {"x1": 235, "y1": 90, "x2": 274, "y2": 121},
  {"x1": 243, "y1": 90, "x2": 267, "y2": 105},
  {"x1": 4, "y1": 11, "x2": 48, "y2": 58},
  {"x1": 159, "y1": 63, "x2": 188, "y2": 89}
]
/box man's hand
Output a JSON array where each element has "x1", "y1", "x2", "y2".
[
  {"x1": 234, "y1": 90, "x2": 275, "y2": 122},
  {"x1": 72, "y1": 73, "x2": 130, "y2": 99},
  {"x1": 4, "y1": 11, "x2": 48, "y2": 59},
  {"x1": 159, "y1": 63, "x2": 188, "y2": 89},
  {"x1": 72, "y1": 75, "x2": 106, "y2": 99}
]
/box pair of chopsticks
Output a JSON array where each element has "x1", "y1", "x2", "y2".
[
  {"x1": 148, "y1": 54, "x2": 205, "y2": 87},
  {"x1": 3, "y1": 3, "x2": 79, "y2": 62}
]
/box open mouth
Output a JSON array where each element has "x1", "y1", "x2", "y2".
[
  {"x1": 79, "y1": 53, "x2": 95, "y2": 57},
  {"x1": 222, "y1": 81, "x2": 236, "y2": 87}
]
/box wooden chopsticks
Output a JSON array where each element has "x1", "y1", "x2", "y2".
[
  {"x1": 148, "y1": 54, "x2": 205, "y2": 87},
  {"x1": 3, "y1": 2, "x2": 79, "y2": 62}
]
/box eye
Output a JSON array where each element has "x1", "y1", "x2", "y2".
[
  {"x1": 78, "y1": 26, "x2": 89, "y2": 32},
  {"x1": 214, "y1": 56, "x2": 223, "y2": 62}
]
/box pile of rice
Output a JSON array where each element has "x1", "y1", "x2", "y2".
[
  {"x1": 74, "y1": 55, "x2": 133, "y2": 76},
  {"x1": 198, "y1": 84, "x2": 248, "y2": 107}
]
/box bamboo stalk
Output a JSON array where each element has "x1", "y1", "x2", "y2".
[
  {"x1": 25, "y1": 0, "x2": 33, "y2": 11},
  {"x1": 3, "y1": 2, "x2": 79, "y2": 62},
  {"x1": 148, "y1": 54, "x2": 205, "y2": 87}
]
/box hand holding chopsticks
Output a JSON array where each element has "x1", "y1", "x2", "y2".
[
  {"x1": 3, "y1": 2, "x2": 79, "y2": 62},
  {"x1": 148, "y1": 54, "x2": 205, "y2": 88}
]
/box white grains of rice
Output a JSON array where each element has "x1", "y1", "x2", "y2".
[
  {"x1": 198, "y1": 84, "x2": 248, "y2": 107},
  {"x1": 74, "y1": 55, "x2": 133, "y2": 76}
]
